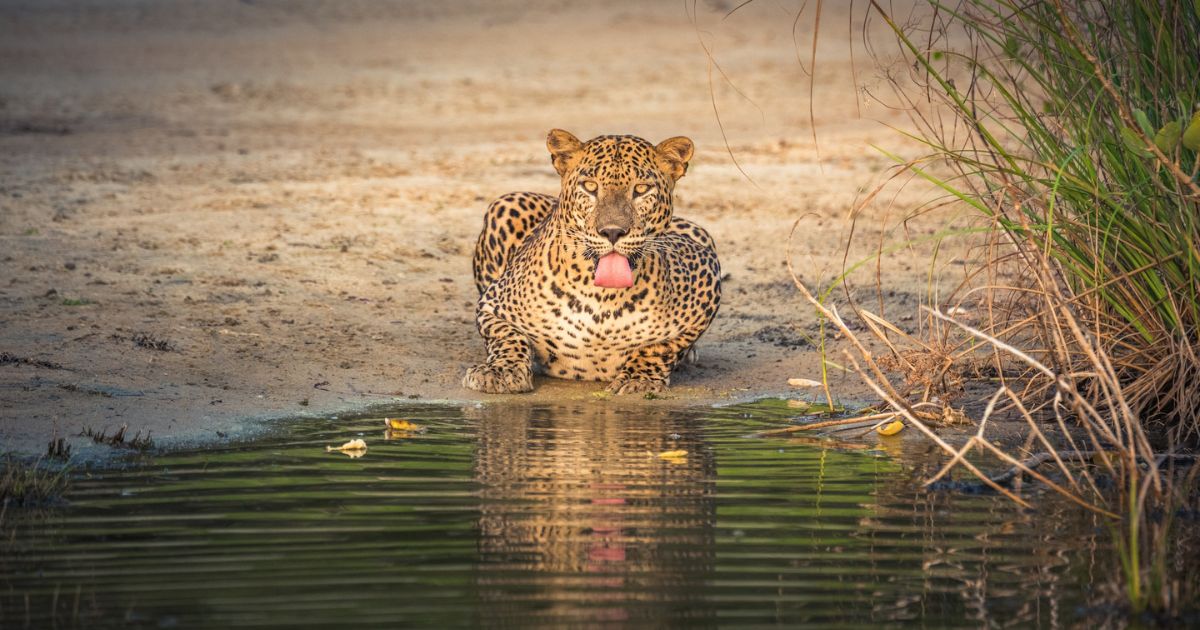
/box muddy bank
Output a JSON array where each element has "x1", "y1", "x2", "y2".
[{"x1": 0, "y1": 1, "x2": 965, "y2": 457}]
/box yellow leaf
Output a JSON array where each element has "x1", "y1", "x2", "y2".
[
  {"x1": 876, "y1": 420, "x2": 905, "y2": 436},
  {"x1": 385, "y1": 418, "x2": 422, "y2": 431},
  {"x1": 326, "y1": 438, "x2": 368, "y2": 458},
  {"x1": 787, "y1": 377, "x2": 823, "y2": 388},
  {"x1": 656, "y1": 449, "x2": 688, "y2": 460}
]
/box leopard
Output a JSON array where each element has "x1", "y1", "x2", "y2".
[{"x1": 463, "y1": 129, "x2": 721, "y2": 395}]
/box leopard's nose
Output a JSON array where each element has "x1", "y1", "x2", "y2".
[{"x1": 598, "y1": 226, "x2": 628, "y2": 244}]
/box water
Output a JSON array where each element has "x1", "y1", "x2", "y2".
[{"x1": 3, "y1": 401, "x2": 1112, "y2": 628}]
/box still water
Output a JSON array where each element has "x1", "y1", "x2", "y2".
[{"x1": 3, "y1": 401, "x2": 1112, "y2": 628}]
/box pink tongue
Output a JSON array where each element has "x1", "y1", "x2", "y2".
[{"x1": 594, "y1": 252, "x2": 633, "y2": 288}]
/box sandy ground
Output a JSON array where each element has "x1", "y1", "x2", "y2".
[{"x1": 0, "y1": 0, "x2": 966, "y2": 457}]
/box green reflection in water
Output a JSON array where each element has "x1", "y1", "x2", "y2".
[{"x1": 1, "y1": 401, "x2": 1103, "y2": 628}]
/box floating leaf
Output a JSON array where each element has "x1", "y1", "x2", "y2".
[
  {"x1": 1183, "y1": 111, "x2": 1200, "y2": 151},
  {"x1": 326, "y1": 438, "x2": 367, "y2": 458},
  {"x1": 787, "y1": 377, "x2": 823, "y2": 388},
  {"x1": 655, "y1": 449, "x2": 688, "y2": 463},
  {"x1": 1154, "y1": 121, "x2": 1181, "y2": 153},
  {"x1": 1120, "y1": 126, "x2": 1150, "y2": 156},
  {"x1": 385, "y1": 418, "x2": 422, "y2": 432},
  {"x1": 876, "y1": 420, "x2": 905, "y2": 436}
]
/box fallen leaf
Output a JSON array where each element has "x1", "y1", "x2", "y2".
[
  {"x1": 652, "y1": 449, "x2": 688, "y2": 464},
  {"x1": 326, "y1": 438, "x2": 367, "y2": 458},
  {"x1": 787, "y1": 378, "x2": 823, "y2": 388},
  {"x1": 876, "y1": 420, "x2": 905, "y2": 436},
  {"x1": 385, "y1": 418, "x2": 422, "y2": 431}
]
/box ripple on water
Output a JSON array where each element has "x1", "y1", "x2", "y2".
[{"x1": 2, "y1": 401, "x2": 1107, "y2": 628}]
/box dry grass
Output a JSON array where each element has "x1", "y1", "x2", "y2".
[
  {"x1": 0, "y1": 457, "x2": 69, "y2": 509},
  {"x1": 79, "y1": 425, "x2": 154, "y2": 451},
  {"x1": 791, "y1": 230, "x2": 1200, "y2": 614}
]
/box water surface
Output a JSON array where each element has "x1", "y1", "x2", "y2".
[{"x1": 3, "y1": 401, "x2": 1109, "y2": 627}]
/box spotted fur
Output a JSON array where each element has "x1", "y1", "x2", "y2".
[{"x1": 463, "y1": 130, "x2": 721, "y2": 394}]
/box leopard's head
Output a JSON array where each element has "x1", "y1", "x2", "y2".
[{"x1": 546, "y1": 129, "x2": 693, "y2": 264}]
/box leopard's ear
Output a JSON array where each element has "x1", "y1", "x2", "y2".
[
  {"x1": 547, "y1": 129, "x2": 584, "y2": 177},
  {"x1": 654, "y1": 136, "x2": 694, "y2": 181}
]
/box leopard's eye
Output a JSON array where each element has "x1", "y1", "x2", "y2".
[
  {"x1": 633, "y1": 183, "x2": 652, "y2": 197},
  {"x1": 580, "y1": 180, "x2": 598, "y2": 194}
]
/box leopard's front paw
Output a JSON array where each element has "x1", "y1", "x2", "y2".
[
  {"x1": 606, "y1": 374, "x2": 667, "y2": 395},
  {"x1": 463, "y1": 363, "x2": 534, "y2": 394}
]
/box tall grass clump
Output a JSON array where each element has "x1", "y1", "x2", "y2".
[
  {"x1": 790, "y1": 0, "x2": 1199, "y2": 618},
  {"x1": 1, "y1": 456, "x2": 69, "y2": 509},
  {"x1": 873, "y1": 0, "x2": 1200, "y2": 615},
  {"x1": 870, "y1": 0, "x2": 1200, "y2": 441}
]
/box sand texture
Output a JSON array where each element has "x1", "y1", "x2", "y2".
[{"x1": 1, "y1": 1, "x2": 956, "y2": 456}]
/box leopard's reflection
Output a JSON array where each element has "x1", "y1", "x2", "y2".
[{"x1": 472, "y1": 403, "x2": 716, "y2": 625}]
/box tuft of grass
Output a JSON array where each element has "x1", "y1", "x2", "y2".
[
  {"x1": 1, "y1": 457, "x2": 69, "y2": 508},
  {"x1": 79, "y1": 424, "x2": 154, "y2": 451},
  {"x1": 46, "y1": 437, "x2": 71, "y2": 460},
  {"x1": 131, "y1": 332, "x2": 174, "y2": 352}
]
